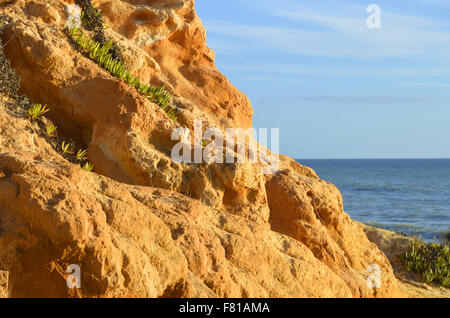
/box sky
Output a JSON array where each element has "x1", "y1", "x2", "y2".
[{"x1": 195, "y1": 0, "x2": 450, "y2": 159}]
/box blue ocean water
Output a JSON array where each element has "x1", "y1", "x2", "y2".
[{"x1": 296, "y1": 159, "x2": 450, "y2": 242}]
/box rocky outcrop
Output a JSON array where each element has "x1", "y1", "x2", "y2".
[
  {"x1": 1, "y1": 0, "x2": 269, "y2": 222},
  {"x1": 265, "y1": 161, "x2": 401, "y2": 298},
  {"x1": 99, "y1": 0, "x2": 254, "y2": 130},
  {"x1": 0, "y1": 147, "x2": 350, "y2": 297},
  {"x1": 0, "y1": 0, "x2": 405, "y2": 297}
]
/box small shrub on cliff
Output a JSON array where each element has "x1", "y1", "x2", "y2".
[
  {"x1": 143, "y1": 85, "x2": 172, "y2": 111},
  {"x1": 26, "y1": 104, "x2": 49, "y2": 121},
  {"x1": 45, "y1": 123, "x2": 57, "y2": 138},
  {"x1": 75, "y1": 0, "x2": 123, "y2": 63},
  {"x1": 83, "y1": 161, "x2": 94, "y2": 172},
  {"x1": 165, "y1": 108, "x2": 178, "y2": 122},
  {"x1": 403, "y1": 240, "x2": 450, "y2": 287},
  {"x1": 76, "y1": 149, "x2": 88, "y2": 161},
  {"x1": 80, "y1": 2, "x2": 106, "y2": 31},
  {"x1": 61, "y1": 141, "x2": 74, "y2": 155}
]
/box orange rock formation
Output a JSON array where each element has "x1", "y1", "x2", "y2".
[{"x1": 0, "y1": 0, "x2": 404, "y2": 297}]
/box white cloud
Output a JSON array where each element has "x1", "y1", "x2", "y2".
[
  {"x1": 219, "y1": 63, "x2": 450, "y2": 78},
  {"x1": 204, "y1": 2, "x2": 450, "y2": 59}
]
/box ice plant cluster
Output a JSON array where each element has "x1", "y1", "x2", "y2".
[
  {"x1": 24, "y1": 104, "x2": 94, "y2": 172},
  {"x1": 403, "y1": 240, "x2": 449, "y2": 287},
  {"x1": 68, "y1": 27, "x2": 176, "y2": 121}
]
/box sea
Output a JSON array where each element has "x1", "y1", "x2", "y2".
[{"x1": 296, "y1": 159, "x2": 450, "y2": 243}]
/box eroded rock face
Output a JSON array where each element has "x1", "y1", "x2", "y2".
[
  {"x1": 1, "y1": 1, "x2": 269, "y2": 221},
  {"x1": 0, "y1": 0, "x2": 404, "y2": 297},
  {"x1": 99, "y1": 0, "x2": 254, "y2": 130},
  {"x1": 265, "y1": 158, "x2": 401, "y2": 297},
  {"x1": 0, "y1": 109, "x2": 351, "y2": 297}
]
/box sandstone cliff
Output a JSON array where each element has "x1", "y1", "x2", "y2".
[{"x1": 0, "y1": 0, "x2": 404, "y2": 297}]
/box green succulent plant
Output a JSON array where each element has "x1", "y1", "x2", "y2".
[
  {"x1": 76, "y1": 149, "x2": 88, "y2": 161},
  {"x1": 26, "y1": 104, "x2": 49, "y2": 121},
  {"x1": 61, "y1": 141, "x2": 74, "y2": 155},
  {"x1": 165, "y1": 107, "x2": 178, "y2": 122},
  {"x1": 403, "y1": 240, "x2": 450, "y2": 287},
  {"x1": 45, "y1": 123, "x2": 57, "y2": 137},
  {"x1": 68, "y1": 27, "x2": 176, "y2": 121},
  {"x1": 83, "y1": 161, "x2": 94, "y2": 172}
]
